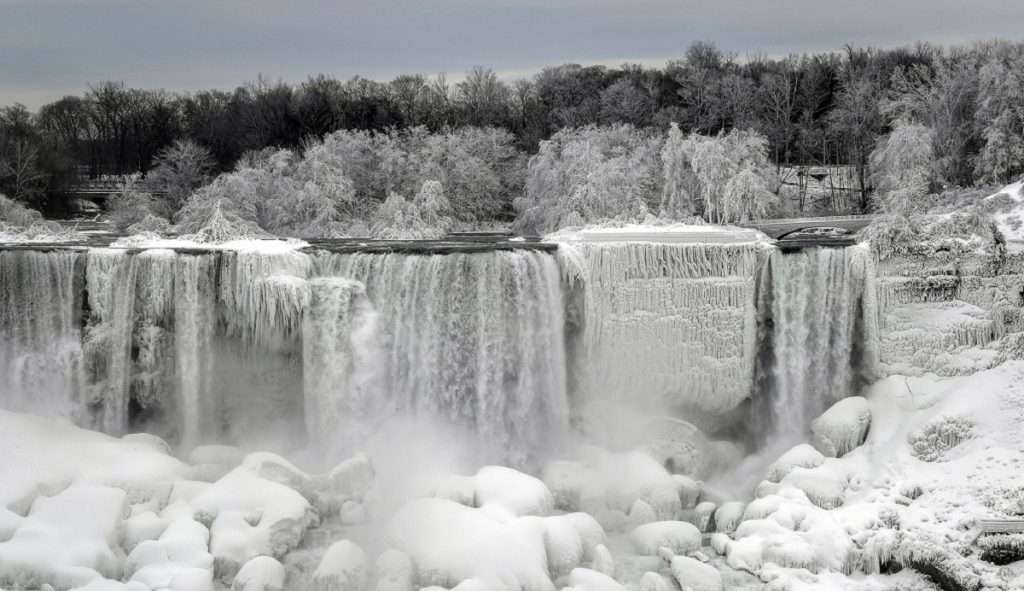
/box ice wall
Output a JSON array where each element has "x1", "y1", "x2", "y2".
[
  {"x1": 756, "y1": 245, "x2": 878, "y2": 445},
  {"x1": 875, "y1": 251, "x2": 1024, "y2": 375},
  {"x1": 558, "y1": 240, "x2": 765, "y2": 422},
  {"x1": 0, "y1": 250, "x2": 83, "y2": 418},
  {"x1": 313, "y1": 250, "x2": 569, "y2": 465}
]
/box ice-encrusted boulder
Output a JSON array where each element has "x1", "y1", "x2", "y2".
[
  {"x1": 374, "y1": 549, "x2": 414, "y2": 591},
  {"x1": 324, "y1": 453, "x2": 375, "y2": 501},
  {"x1": 543, "y1": 514, "x2": 585, "y2": 578},
  {"x1": 638, "y1": 571, "x2": 673, "y2": 591},
  {"x1": 475, "y1": 466, "x2": 553, "y2": 516},
  {"x1": 766, "y1": 444, "x2": 825, "y2": 483},
  {"x1": 431, "y1": 475, "x2": 477, "y2": 507},
  {"x1": 0, "y1": 484, "x2": 128, "y2": 589},
  {"x1": 232, "y1": 555, "x2": 285, "y2": 591},
  {"x1": 713, "y1": 502, "x2": 745, "y2": 533},
  {"x1": 811, "y1": 397, "x2": 871, "y2": 458},
  {"x1": 122, "y1": 432, "x2": 172, "y2": 455},
  {"x1": 629, "y1": 521, "x2": 702, "y2": 555},
  {"x1": 564, "y1": 567, "x2": 626, "y2": 591},
  {"x1": 128, "y1": 516, "x2": 215, "y2": 591},
  {"x1": 779, "y1": 467, "x2": 846, "y2": 510},
  {"x1": 669, "y1": 556, "x2": 722, "y2": 591},
  {"x1": 542, "y1": 461, "x2": 593, "y2": 512},
  {"x1": 672, "y1": 475, "x2": 702, "y2": 510},
  {"x1": 628, "y1": 499, "x2": 658, "y2": 527},
  {"x1": 123, "y1": 510, "x2": 169, "y2": 552},
  {"x1": 189, "y1": 465, "x2": 317, "y2": 580},
  {"x1": 692, "y1": 502, "x2": 716, "y2": 533},
  {"x1": 313, "y1": 540, "x2": 368, "y2": 591},
  {"x1": 590, "y1": 544, "x2": 614, "y2": 577},
  {"x1": 386, "y1": 498, "x2": 556, "y2": 591}
]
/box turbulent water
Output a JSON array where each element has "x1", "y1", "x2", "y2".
[{"x1": 0, "y1": 240, "x2": 880, "y2": 467}]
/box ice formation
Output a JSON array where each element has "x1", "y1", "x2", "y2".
[{"x1": 557, "y1": 235, "x2": 767, "y2": 419}]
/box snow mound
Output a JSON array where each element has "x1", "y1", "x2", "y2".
[
  {"x1": 811, "y1": 397, "x2": 872, "y2": 458},
  {"x1": 127, "y1": 516, "x2": 214, "y2": 591},
  {"x1": 474, "y1": 466, "x2": 554, "y2": 516},
  {"x1": 629, "y1": 521, "x2": 701, "y2": 555}
]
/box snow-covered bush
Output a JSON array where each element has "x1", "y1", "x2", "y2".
[
  {"x1": 144, "y1": 139, "x2": 216, "y2": 216},
  {"x1": 908, "y1": 415, "x2": 975, "y2": 462},
  {"x1": 514, "y1": 124, "x2": 661, "y2": 233},
  {"x1": 177, "y1": 199, "x2": 268, "y2": 243},
  {"x1": 106, "y1": 174, "x2": 169, "y2": 232},
  {"x1": 860, "y1": 207, "x2": 1004, "y2": 261},
  {"x1": 0, "y1": 192, "x2": 77, "y2": 241}
]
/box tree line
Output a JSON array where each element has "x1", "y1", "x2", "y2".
[{"x1": 2, "y1": 39, "x2": 1024, "y2": 221}]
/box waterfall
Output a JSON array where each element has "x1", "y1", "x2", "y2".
[
  {"x1": 0, "y1": 250, "x2": 83, "y2": 418},
  {"x1": 313, "y1": 250, "x2": 568, "y2": 466},
  {"x1": 303, "y1": 277, "x2": 381, "y2": 451},
  {"x1": 755, "y1": 245, "x2": 879, "y2": 446},
  {"x1": 175, "y1": 254, "x2": 216, "y2": 449}
]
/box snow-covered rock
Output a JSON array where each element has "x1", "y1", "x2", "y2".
[
  {"x1": 669, "y1": 556, "x2": 722, "y2": 591},
  {"x1": 128, "y1": 516, "x2": 214, "y2": 591},
  {"x1": 637, "y1": 571, "x2": 673, "y2": 591},
  {"x1": 590, "y1": 544, "x2": 614, "y2": 577},
  {"x1": 811, "y1": 397, "x2": 871, "y2": 458},
  {"x1": 692, "y1": 502, "x2": 716, "y2": 533},
  {"x1": 564, "y1": 567, "x2": 625, "y2": 591},
  {"x1": 232, "y1": 555, "x2": 285, "y2": 591},
  {"x1": 712, "y1": 502, "x2": 745, "y2": 533},
  {"x1": 766, "y1": 444, "x2": 824, "y2": 483},
  {"x1": 374, "y1": 549, "x2": 414, "y2": 591},
  {"x1": 474, "y1": 466, "x2": 553, "y2": 517},
  {"x1": 629, "y1": 521, "x2": 701, "y2": 555},
  {"x1": 0, "y1": 484, "x2": 128, "y2": 589},
  {"x1": 313, "y1": 540, "x2": 368, "y2": 591},
  {"x1": 325, "y1": 453, "x2": 375, "y2": 501}
]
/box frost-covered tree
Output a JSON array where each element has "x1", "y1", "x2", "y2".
[
  {"x1": 413, "y1": 180, "x2": 452, "y2": 234},
  {"x1": 659, "y1": 122, "x2": 697, "y2": 220},
  {"x1": 683, "y1": 128, "x2": 777, "y2": 223},
  {"x1": 106, "y1": 174, "x2": 165, "y2": 232},
  {"x1": 143, "y1": 139, "x2": 215, "y2": 217},
  {"x1": 723, "y1": 165, "x2": 777, "y2": 222},
  {"x1": 370, "y1": 192, "x2": 440, "y2": 239},
  {"x1": 514, "y1": 124, "x2": 661, "y2": 233},
  {"x1": 974, "y1": 49, "x2": 1024, "y2": 184},
  {"x1": 870, "y1": 120, "x2": 935, "y2": 213}
]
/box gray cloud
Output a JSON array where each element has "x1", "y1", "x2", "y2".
[{"x1": 3, "y1": 0, "x2": 1023, "y2": 108}]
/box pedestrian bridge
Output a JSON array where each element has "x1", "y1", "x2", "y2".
[{"x1": 743, "y1": 215, "x2": 876, "y2": 239}]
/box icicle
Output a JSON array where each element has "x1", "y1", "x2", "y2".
[{"x1": 218, "y1": 250, "x2": 311, "y2": 350}]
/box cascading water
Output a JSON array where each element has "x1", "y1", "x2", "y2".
[
  {"x1": 174, "y1": 254, "x2": 216, "y2": 450},
  {"x1": 754, "y1": 245, "x2": 879, "y2": 447},
  {"x1": 303, "y1": 277, "x2": 382, "y2": 451},
  {"x1": 0, "y1": 250, "x2": 83, "y2": 418},
  {"x1": 313, "y1": 250, "x2": 569, "y2": 466}
]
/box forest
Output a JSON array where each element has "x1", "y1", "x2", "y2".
[{"x1": 2, "y1": 39, "x2": 1024, "y2": 237}]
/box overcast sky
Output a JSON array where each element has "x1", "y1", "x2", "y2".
[{"x1": 3, "y1": 0, "x2": 1024, "y2": 109}]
